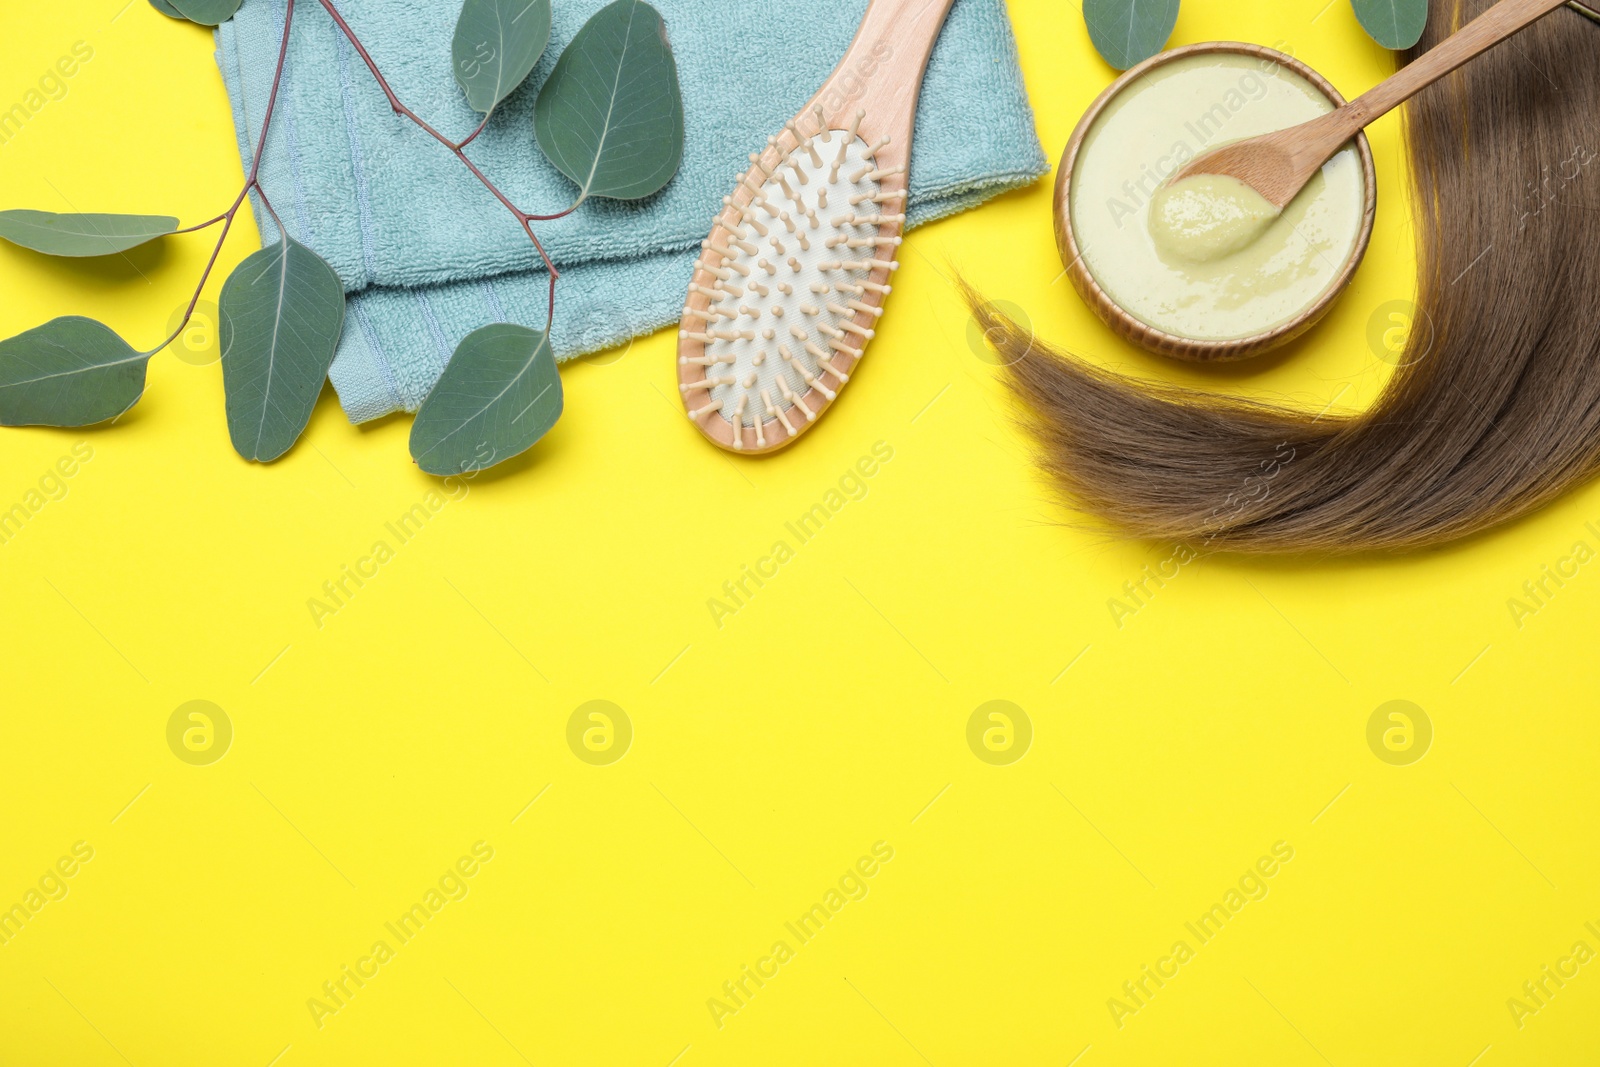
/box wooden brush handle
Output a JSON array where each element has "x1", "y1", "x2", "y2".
[
  {"x1": 1297, "y1": 0, "x2": 1570, "y2": 163},
  {"x1": 811, "y1": 0, "x2": 957, "y2": 167}
]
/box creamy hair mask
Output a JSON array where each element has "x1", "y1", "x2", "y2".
[{"x1": 1055, "y1": 44, "x2": 1376, "y2": 361}]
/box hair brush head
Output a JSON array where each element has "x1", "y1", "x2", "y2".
[{"x1": 679, "y1": 106, "x2": 904, "y2": 453}]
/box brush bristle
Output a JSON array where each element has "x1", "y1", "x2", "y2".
[{"x1": 681, "y1": 109, "x2": 904, "y2": 446}]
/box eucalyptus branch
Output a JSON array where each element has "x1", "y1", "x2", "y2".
[
  {"x1": 151, "y1": 0, "x2": 298, "y2": 356},
  {"x1": 313, "y1": 0, "x2": 565, "y2": 330},
  {"x1": 1, "y1": 0, "x2": 683, "y2": 478}
]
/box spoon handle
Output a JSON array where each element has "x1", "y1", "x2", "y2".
[{"x1": 1300, "y1": 0, "x2": 1570, "y2": 159}]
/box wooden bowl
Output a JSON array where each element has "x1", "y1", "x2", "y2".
[{"x1": 1054, "y1": 42, "x2": 1378, "y2": 362}]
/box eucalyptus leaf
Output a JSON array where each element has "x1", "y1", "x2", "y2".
[
  {"x1": 219, "y1": 238, "x2": 346, "y2": 463},
  {"x1": 453, "y1": 0, "x2": 553, "y2": 114},
  {"x1": 1083, "y1": 0, "x2": 1181, "y2": 70},
  {"x1": 533, "y1": 0, "x2": 683, "y2": 203},
  {"x1": 0, "y1": 210, "x2": 179, "y2": 258},
  {"x1": 410, "y1": 324, "x2": 562, "y2": 476},
  {"x1": 0, "y1": 318, "x2": 150, "y2": 427},
  {"x1": 163, "y1": 0, "x2": 242, "y2": 26},
  {"x1": 1352, "y1": 0, "x2": 1429, "y2": 49}
]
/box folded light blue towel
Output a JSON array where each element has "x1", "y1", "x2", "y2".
[{"x1": 217, "y1": 0, "x2": 1047, "y2": 424}]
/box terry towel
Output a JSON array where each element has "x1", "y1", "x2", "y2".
[{"x1": 217, "y1": 0, "x2": 1048, "y2": 424}]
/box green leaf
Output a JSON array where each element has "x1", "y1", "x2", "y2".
[
  {"x1": 1083, "y1": 0, "x2": 1180, "y2": 70},
  {"x1": 410, "y1": 324, "x2": 562, "y2": 476},
  {"x1": 219, "y1": 238, "x2": 346, "y2": 463},
  {"x1": 163, "y1": 0, "x2": 242, "y2": 26},
  {"x1": 0, "y1": 318, "x2": 150, "y2": 427},
  {"x1": 452, "y1": 0, "x2": 553, "y2": 114},
  {"x1": 1352, "y1": 0, "x2": 1428, "y2": 49},
  {"x1": 533, "y1": 0, "x2": 684, "y2": 203},
  {"x1": 0, "y1": 209, "x2": 179, "y2": 258}
]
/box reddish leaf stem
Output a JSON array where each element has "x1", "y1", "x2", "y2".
[
  {"x1": 155, "y1": 0, "x2": 572, "y2": 358},
  {"x1": 457, "y1": 112, "x2": 492, "y2": 151},
  {"x1": 150, "y1": 0, "x2": 298, "y2": 356},
  {"x1": 312, "y1": 0, "x2": 567, "y2": 333},
  {"x1": 171, "y1": 214, "x2": 229, "y2": 235}
]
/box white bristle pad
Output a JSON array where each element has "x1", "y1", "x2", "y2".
[{"x1": 689, "y1": 131, "x2": 899, "y2": 427}]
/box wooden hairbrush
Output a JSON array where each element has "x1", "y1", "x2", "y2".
[{"x1": 677, "y1": 0, "x2": 957, "y2": 453}]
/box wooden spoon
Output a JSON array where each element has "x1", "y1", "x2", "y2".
[{"x1": 1173, "y1": 0, "x2": 1571, "y2": 209}]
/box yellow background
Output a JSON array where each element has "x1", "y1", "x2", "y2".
[{"x1": 3, "y1": 1, "x2": 1597, "y2": 1063}]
